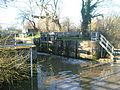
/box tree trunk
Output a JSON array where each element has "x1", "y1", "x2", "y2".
[{"x1": 81, "y1": 21, "x2": 90, "y2": 37}]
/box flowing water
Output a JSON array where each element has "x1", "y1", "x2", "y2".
[{"x1": 12, "y1": 54, "x2": 120, "y2": 90}]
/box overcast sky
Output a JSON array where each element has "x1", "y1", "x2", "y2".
[{"x1": 0, "y1": 0, "x2": 120, "y2": 28}]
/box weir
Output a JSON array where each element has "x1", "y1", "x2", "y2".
[
  {"x1": 1, "y1": 32, "x2": 120, "y2": 90},
  {"x1": 39, "y1": 31, "x2": 120, "y2": 62},
  {"x1": 1, "y1": 31, "x2": 120, "y2": 64}
]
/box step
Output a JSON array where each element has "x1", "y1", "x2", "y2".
[
  {"x1": 113, "y1": 57, "x2": 120, "y2": 60},
  {"x1": 113, "y1": 49, "x2": 120, "y2": 56}
]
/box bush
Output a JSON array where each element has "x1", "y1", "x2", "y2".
[{"x1": 0, "y1": 39, "x2": 30, "y2": 89}]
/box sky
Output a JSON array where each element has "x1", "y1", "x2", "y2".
[{"x1": 0, "y1": 0, "x2": 120, "y2": 29}]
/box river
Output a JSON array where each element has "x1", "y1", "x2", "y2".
[{"x1": 11, "y1": 54, "x2": 120, "y2": 90}]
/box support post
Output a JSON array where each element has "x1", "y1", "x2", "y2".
[
  {"x1": 101, "y1": 47, "x2": 103, "y2": 58},
  {"x1": 30, "y1": 48, "x2": 33, "y2": 77},
  {"x1": 75, "y1": 40, "x2": 78, "y2": 58},
  {"x1": 14, "y1": 34, "x2": 17, "y2": 45},
  {"x1": 32, "y1": 33, "x2": 34, "y2": 44},
  {"x1": 30, "y1": 47, "x2": 34, "y2": 90}
]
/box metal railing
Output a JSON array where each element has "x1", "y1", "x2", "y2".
[
  {"x1": 15, "y1": 33, "x2": 34, "y2": 44},
  {"x1": 91, "y1": 32, "x2": 99, "y2": 41},
  {"x1": 0, "y1": 32, "x2": 40, "y2": 46}
]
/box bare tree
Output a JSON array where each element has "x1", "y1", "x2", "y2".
[
  {"x1": 96, "y1": 15, "x2": 120, "y2": 48},
  {"x1": 18, "y1": 10, "x2": 37, "y2": 31},
  {"x1": 34, "y1": 0, "x2": 61, "y2": 32},
  {"x1": 16, "y1": 0, "x2": 43, "y2": 32},
  {"x1": 0, "y1": 0, "x2": 14, "y2": 7},
  {"x1": 61, "y1": 17, "x2": 71, "y2": 32},
  {"x1": 51, "y1": 0, "x2": 61, "y2": 31}
]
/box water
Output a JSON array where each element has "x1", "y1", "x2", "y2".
[{"x1": 12, "y1": 54, "x2": 120, "y2": 90}]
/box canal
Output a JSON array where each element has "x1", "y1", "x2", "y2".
[{"x1": 11, "y1": 54, "x2": 120, "y2": 90}]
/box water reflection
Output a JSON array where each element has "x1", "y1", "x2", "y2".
[
  {"x1": 36, "y1": 55, "x2": 120, "y2": 90},
  {"x1": 11, "y1": 54, "x2": 120, "y2": 90},
  {"x1": 37, "y1": 64, "x2": 46, "y2": 90}
]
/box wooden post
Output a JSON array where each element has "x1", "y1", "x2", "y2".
[
  {"x1": 75, "y1": 40, "x2": 78, "y2": 58},
  {"x1": 65, "y1": 41, "x2": 69, "y2": 57},
  {"x1": 101, "y1": 47, "x2": 103, "y2": 58},
  {"x1": 32, "y1": 33, "x2": 34, "y2": 44},
  {"x1": 60, "y1": 40, "x2": 63, "y2": 56},
  {"x1": 14, "y1": 34, "x2": 17, "y2": 45},
  {"x1": 30, "y1": 48, "x2": 33, "y2": 77}
]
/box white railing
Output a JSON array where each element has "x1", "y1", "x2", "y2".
[
  {"x1": 99, "y1": 34, "x2": 114, "y2": 56},
  {"x1": 91, "y1": 32, "x2": 115, "y2": 60}
]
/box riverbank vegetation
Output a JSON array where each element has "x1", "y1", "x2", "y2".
[
  {"x1": 92, "y1": 15, "x2": 120, "y2": 48},
  {"x1": 0, "y1": 37, "x2": 30, "y2": 89}
]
